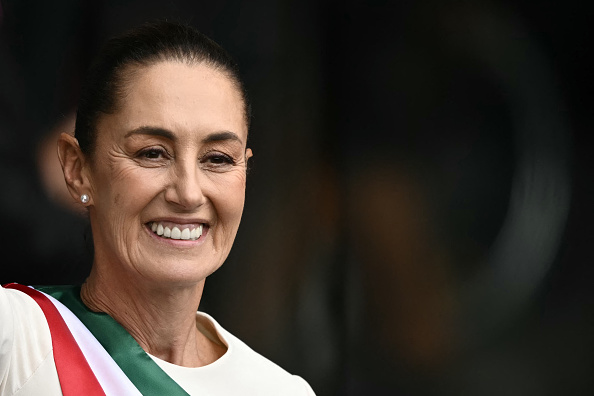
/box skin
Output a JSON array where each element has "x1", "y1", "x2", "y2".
[{"x1": 58, "y1": 61, "x2": 252, "y2": 367}]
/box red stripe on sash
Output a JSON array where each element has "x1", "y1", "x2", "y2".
[{"x1": 3, "y1": 283, "x2": 106, "y2": 396}]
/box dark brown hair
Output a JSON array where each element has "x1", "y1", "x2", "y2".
[{"x1": 74, "y1": 20, "x2": 250, "y2": 155}]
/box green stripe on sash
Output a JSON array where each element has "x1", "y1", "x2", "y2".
[{"x1": 38, "y1": 286, "x2": 190, "y2": 396}]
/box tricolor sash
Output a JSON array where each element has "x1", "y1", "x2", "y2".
[{"x1": 3, "y1": 284, "x2": 190, "y2": 396}]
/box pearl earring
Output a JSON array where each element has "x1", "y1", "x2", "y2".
[{"x1": 80, "y1": 194, "x2": 90, "y2": 204}]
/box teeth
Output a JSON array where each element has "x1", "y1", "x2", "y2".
[
  {"x1": 150, "y1": 222, "x2": 203, "y2": 241},
  {"x1": 181, "y1": 228, "x2": 191, "y2": 240}
]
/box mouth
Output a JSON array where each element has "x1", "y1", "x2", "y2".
[{"x1": 147, "y1": 221, "x2": 206, "y2": 241}]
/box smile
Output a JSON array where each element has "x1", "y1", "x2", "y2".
[{"x1": 148, "y1": 221, "x2": 204, "y2": 241}]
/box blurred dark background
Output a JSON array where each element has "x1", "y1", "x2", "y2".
[{"x1": 1, "y1": 1, "x2": 592, "y2": 395}]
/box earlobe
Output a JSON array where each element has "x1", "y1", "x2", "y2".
[{"x1": 57, "y1": 133, "x2": 92, "y2": 205}]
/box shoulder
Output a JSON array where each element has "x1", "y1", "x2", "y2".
[
  {"x1": 197, "y1": 312, "x2": 316, "y2": 396},
  {"x1": 1, "y1": 285, "x2": 62, "y2": 395},
  {"x1": 1, "y1": 285, "x2": 50, "y2": 346}
]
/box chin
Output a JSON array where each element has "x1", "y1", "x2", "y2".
[{"x1": 137, "y1": 258, "x2": 223, "y2": 287}]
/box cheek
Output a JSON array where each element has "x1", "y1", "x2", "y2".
[
  {"x1": 210, "y1": 172, "x2": 247, "y2": 224},
  {"x1": 94, "y1": 163, "x2": 165, "y2": 223}
]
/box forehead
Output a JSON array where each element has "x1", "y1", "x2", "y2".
[{"x1": 97, "y1": 61, "x2": 247, "y2": 143}]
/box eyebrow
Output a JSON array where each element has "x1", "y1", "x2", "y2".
[
  {"x1": 125, "y1": 126, "x2": 176, "y2": 141},
  {"x1": 202, "y1": 131, "x2": 243, "y2": 145},
  {"x1": 124, "y1": 127, "x2": 243, "y2": 145}
]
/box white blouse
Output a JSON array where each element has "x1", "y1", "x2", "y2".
[{"x1": 0, "y1": 287, "x2": 315, "y2": 396}]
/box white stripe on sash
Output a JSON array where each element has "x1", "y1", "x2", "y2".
[{"x1": 42, "y1": 291, "x2": 143, "y2": 396}]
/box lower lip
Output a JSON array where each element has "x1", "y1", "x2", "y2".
[{"x1": 145, "y1": 224, "x2": 209, "y2": 246}]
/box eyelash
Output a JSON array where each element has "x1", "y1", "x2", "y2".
[
  {"x1": 202, "y1": 152, "x2": 236, "y2": 166},
  {"x1": 138, "y1": 147, "x2": 170, "y2": 160}
]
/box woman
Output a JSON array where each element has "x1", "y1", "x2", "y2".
[{"x1": 0, "y1": 21, "x2": 315, "y2": 395}]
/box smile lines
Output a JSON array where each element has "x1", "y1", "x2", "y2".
[{"x1": 149, "y1": 221, "x2": 204, "y2": 240}]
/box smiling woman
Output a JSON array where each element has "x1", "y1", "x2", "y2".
[
  {"x1": 69, "y1": 61, "x2": 250, "y2": 288},
  {"x1": 0, "y1": 21, "x2": 314, "y2": 396}
]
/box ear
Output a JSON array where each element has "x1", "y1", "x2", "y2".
[
  {"x1": 245, "y1": 148, "x2": 253, "y2": 160},
  {"x1": 57, "y1": 133, "x2": 93, "y2": 206}
]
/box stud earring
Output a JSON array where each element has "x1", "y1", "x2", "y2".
[{"x1": 80, "y1": 194, "x2": 90, "y2": 204}]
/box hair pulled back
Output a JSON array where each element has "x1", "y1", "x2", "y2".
[{"x1": 74, "y1": 20, "x2": 250, "y2": 155}]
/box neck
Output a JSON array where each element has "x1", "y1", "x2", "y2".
[{"x1": 80, "y1": 265, "x2": 226, "y2": 367}]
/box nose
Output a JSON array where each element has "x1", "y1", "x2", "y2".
[{"x1": 164, "y1": 160, "x2": 206, "y2": 210}]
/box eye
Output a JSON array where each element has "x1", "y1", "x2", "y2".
[
  {"x1": 138, "y1": 147, "x2": 169, "y2": 160},
  {"x1": 208, "y1": 154, "x2": 233, "y2": 164},
  {"x1": 201, "y1": 152, "x2": 236, "y2": 169}
]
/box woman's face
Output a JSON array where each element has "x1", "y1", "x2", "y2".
[{"x1": 85, "y1": 61, "x2": 250, "y2": 285}]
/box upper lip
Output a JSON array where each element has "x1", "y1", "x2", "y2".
[{"x1": 147, "y1": 217, "x2": 209, "y2": 226}]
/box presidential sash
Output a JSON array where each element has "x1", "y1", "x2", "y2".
[
  {"x1": 3, "y1": 283, "x2": 105, "y2": 396},
  {"x1": 3, "y1": 284, "x2": 189, "y2": 396}
]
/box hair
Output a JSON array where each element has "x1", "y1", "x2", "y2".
[{"x1": 74, "y1": 20, "x2": 251, "y2": 155}]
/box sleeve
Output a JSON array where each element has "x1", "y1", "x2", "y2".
[
  {"x1": 0, "y1": 286, "x2": 16, "y2": 393},
  {"x1": 294, "y1": 375, "x2": 317, "y2": 396},
  {"x1": 0, "y1": 286, "x2": 60, "y2": 396}
]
